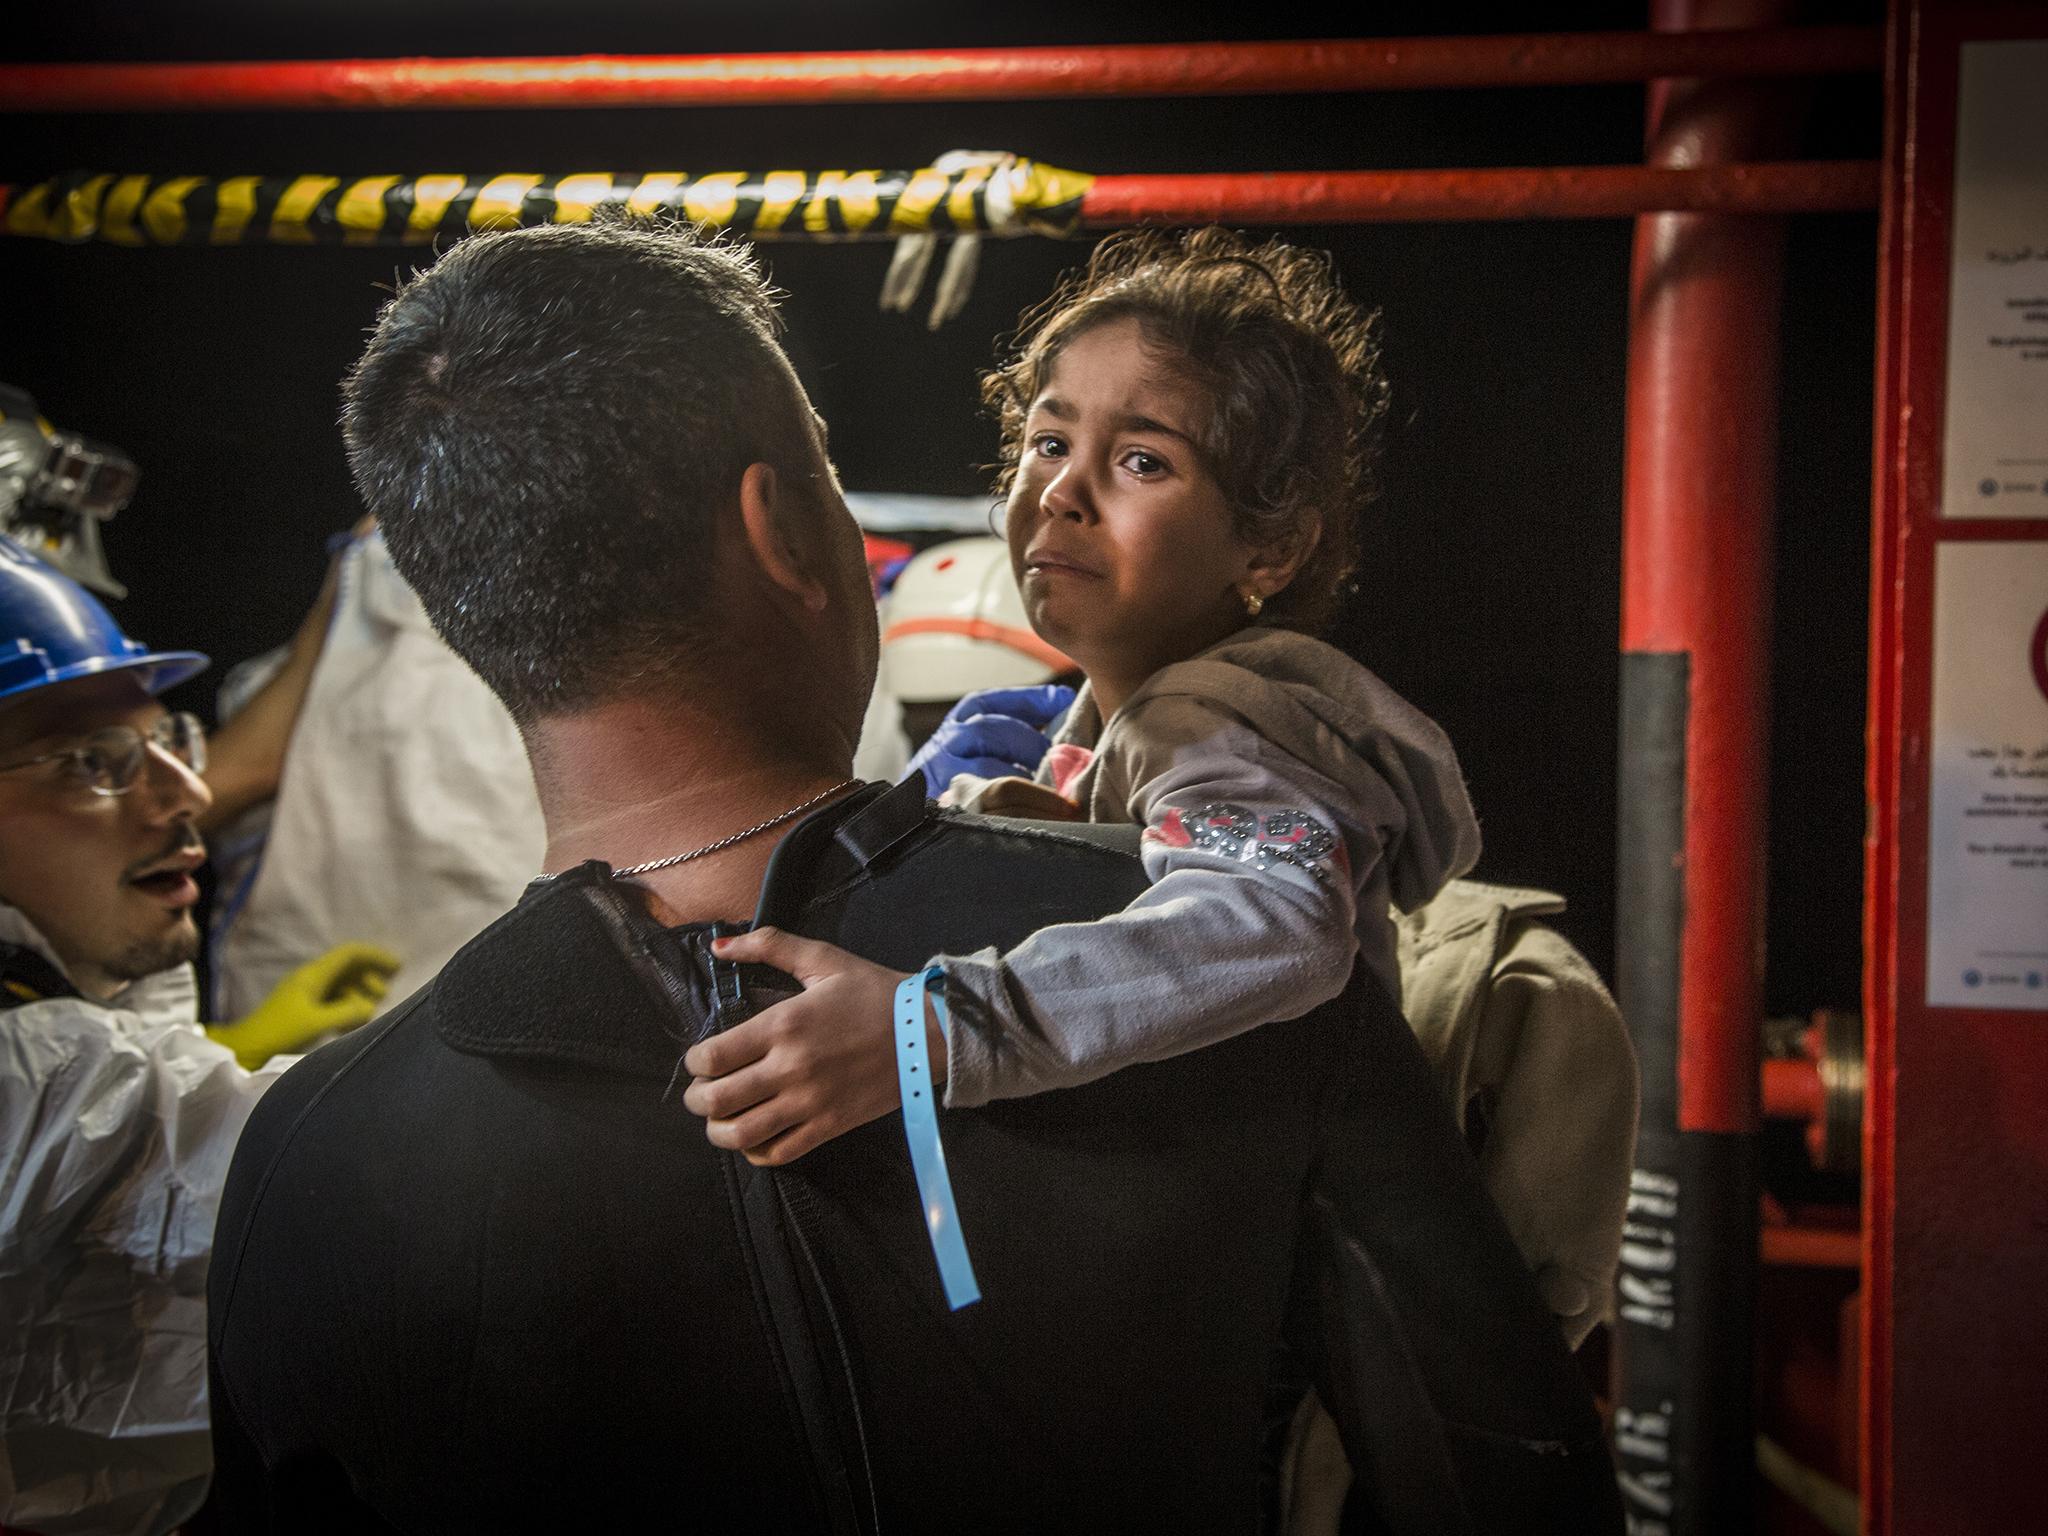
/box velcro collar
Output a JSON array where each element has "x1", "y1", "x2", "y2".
[{"x1": 432, "y1": 780, "x2": 917, "y2": 1076}]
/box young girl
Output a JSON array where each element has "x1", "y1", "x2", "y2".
[{"x1": 685, "y1": 228, "x2": 1480, "y2": 1161}]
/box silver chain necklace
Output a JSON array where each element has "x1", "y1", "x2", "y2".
[{"x1": 537, "y1": 779, "x2": 862, "y2": 882}]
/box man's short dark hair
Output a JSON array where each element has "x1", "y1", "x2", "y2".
[{"x1": 342, "y1": 220, "x2": 805, "y2": 721}]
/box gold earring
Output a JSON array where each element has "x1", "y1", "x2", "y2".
[{"x1": 1243, "y1": 589, "x2": 1265, "y2": 618}]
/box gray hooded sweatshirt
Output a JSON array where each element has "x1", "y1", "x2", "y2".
[{"x1": 938, "y1": 626, "x2": 1482, "y2": 1108}]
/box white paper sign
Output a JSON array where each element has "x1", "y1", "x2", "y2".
[
  {"x1": 1941, "y1": 40, "x2": 2048, "y2": 519},
  {"x1": 1926, "y1": 542, "x2": 2048, "y2": 1009}
]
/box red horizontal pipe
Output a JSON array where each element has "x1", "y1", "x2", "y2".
[
  {"x1": 1080, "y1": 162, "x2": 1877, "y2": 225},
  {"x1": 1761, "y1": 1224, "x2": 1861, "y2": 1270},
  {"x1": 0, "y1": 29, "x2": 1882, "y2": 114},
  {"x1": 1763, "y1": 1057, "x2": 1826, "y2": 1126}
]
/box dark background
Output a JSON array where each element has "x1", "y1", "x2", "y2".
[{"x1": 0, "y1": 0, "x2": 1881, "y2": 1012}]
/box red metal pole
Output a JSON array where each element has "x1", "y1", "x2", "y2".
[
  {"x1": 1078, "y1": 162, "x2": 1877, "y2": 225},
  {"x1": 1623, "y1": 20, "x2": 1784, "y2": 1131},
  {"x1": 1611, "y1": 0, "x2": 1793, "y2": 1528},
  {"x1": 0, "y1": 29, "x2": 1881, "y2": 114}
]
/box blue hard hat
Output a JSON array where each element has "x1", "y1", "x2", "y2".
[{"x1": 0, "y1": 535, "x2": 207, "y2": 704}]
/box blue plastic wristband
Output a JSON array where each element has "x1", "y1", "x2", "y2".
[{"x1": 894, "y1": 965, "x2": 980, "y2": 1310}]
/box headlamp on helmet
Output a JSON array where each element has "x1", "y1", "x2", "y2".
[{"x1": 0, "y1": 384, "x2": 137, "y2": 599}]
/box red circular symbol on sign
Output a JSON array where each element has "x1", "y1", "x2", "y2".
[{"x1": 2035, "y1": 607, "x2": 2048, "y2": 706}]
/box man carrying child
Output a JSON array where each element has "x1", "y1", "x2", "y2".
[{"x1": 204, "y1": 220, "x2": 1621, "y2": 1533}]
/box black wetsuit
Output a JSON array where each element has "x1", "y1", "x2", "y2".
[{"x1": 204, "y1": 777, "x2": 1621, "y2": 1535}]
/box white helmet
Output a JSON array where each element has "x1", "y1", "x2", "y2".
[{"x1": 880, "y1": 536, "x2": 1073, "y2": 703}]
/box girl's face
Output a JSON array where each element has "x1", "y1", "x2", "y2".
[{"x1": 1004, "y1": 318, "x2": 1274, "y2": 703}]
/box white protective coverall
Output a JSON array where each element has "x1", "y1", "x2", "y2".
[
  {"x1": 0, "y1": 904, "x2": 285, "y2": 1536},
  {"x1": 209, "y1": 532, "x2": 547, "y2": 1021}
]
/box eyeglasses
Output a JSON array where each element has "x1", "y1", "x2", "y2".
[{"x1": 0, "y1": 712, "x2": 208, "y2": 796}]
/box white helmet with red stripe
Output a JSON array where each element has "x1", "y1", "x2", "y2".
[{"x1": 879, "y1": 536, "x2": 1073, "y2": 702}]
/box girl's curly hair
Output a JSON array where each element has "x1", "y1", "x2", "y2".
[{"x1": 982, "y1": 228, "x2": 1390, "y2": 636}]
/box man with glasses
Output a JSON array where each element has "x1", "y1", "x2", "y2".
[{"x1": 0, "y1": 536, "x2": 395, "y2": 1536}]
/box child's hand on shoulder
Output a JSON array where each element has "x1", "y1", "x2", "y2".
[{"x1": 681, "y1": 929, "x2": 940, "y2": 1167}]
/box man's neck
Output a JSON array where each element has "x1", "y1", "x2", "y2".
[{"x1": 527, "y1": 694, "x2": 856, "y2": 928}]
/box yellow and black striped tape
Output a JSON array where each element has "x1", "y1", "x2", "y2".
[{"x1": 0, "y1": 162, "x2": 1096, "y2": 247}]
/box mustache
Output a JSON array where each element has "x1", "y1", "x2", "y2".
[{"x1": 123, "y1": 825, "x2": 206, "y2": 883}]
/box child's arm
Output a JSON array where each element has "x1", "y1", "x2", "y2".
[
  {"x1": 680, "y1": 716, "x2": 1368, "y2": 1164},
  {"x1": 681, "y1": 690, "x2": 1475, "y2": 1158},
  {"x1": 939, "y1": 692, "x2": 1390, "y2": 1107}
]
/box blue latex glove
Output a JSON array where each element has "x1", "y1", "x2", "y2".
[{"x1": 906, "y1": 684, "x2": 1077, "y2": 797}]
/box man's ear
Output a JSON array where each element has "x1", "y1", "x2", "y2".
[{"x1": 737, "y1": 461, "x2": 830, "y2": 613}]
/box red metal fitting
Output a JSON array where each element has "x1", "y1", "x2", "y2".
[
  {"x1": 1761, "y1": 1223, "x2": 1862, "y2": 1271},
  {"x1": 1762, "y1": 1013, "x2": 1864, "y2": 1173},
  {"x1": 1764, "y1": 1056, "x2": 1826, "y2": 1126}
]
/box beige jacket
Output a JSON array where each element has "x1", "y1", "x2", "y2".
[
  {"x1": 1397, "y1": 879, "x2": 1637, "y2": 1345},
  {"x1": 1277, "y1": 879, "x2": 1636, "y2": 1536}
]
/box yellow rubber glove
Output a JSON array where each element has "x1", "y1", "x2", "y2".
[{"x1": 206, "y1": 942, "x2": 402, "y2": 1069}]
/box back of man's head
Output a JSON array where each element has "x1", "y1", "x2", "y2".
[{"x1": 342, "y1": 220, "x2": 805, "y2": 723}]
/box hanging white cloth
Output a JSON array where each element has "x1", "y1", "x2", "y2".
[{"x1": 211, "y1": 532, "x2": 546, "y2": 1020}]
